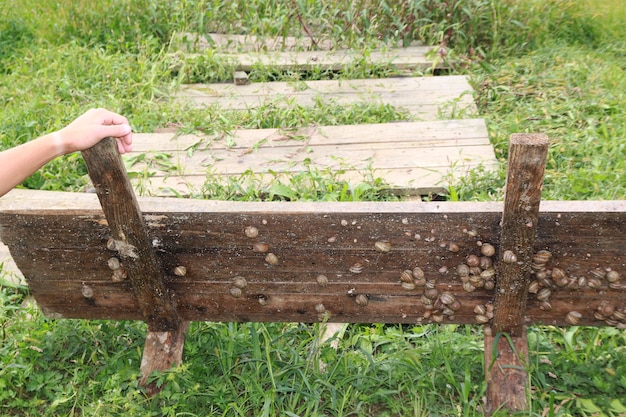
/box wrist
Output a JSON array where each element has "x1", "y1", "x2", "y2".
[{"x1": 48, "y1": 131, "x2": 67, "y2": 156}]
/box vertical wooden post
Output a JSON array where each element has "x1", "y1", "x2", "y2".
[
  {"x1": 485, "y1": 133, "x2": 549, "y2": 414},
  {"x1": 82, "y1": 137, "x2": 187, "y2": 394}
]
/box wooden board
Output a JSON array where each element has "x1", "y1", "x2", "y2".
[
  {"x1": 1, "y1": 189, "x2": 624, "y2": 328},
  {"x1": 172, "y1": 32, "x2": 339, "y2": 52},
  {"x1": 124, "y1": 119, "x2": 495, "y2": 197},
  {"x1": 169, "y1": 33, "x2": 446, "y2": 82},
  {"x1": 176, "y1": 76, "x2": 476, "y2": 119}
]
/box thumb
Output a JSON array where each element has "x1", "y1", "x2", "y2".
[{"x1": 102, "y1": 123, "x2": 132, "y2": 138}]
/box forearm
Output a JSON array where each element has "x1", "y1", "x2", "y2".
[{"x1": 0, "y1": 134, "x2": 63, "y2": 197}]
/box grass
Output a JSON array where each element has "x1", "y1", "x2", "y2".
[{"x1": 1, "y1": 0, "x2": 626, "y2": 415}]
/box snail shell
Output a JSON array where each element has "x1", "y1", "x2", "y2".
[
  {"x1": 424, "y1": 288, "x2": 439, "y2": 300},
  {"x1": 480, "y1": 243, "x2": 496, "y2": 257},
  {"x1": 475, "y1": 314, "x2": 490, "y2": 324},
  {"x1": 315, "y1": 303, "x2": 326, "y2": 314},
  {"x1": 232, "y1": 276, "x2": 248, "y2": 289},
  {"x1": 412, "y1": 267, "x2": 425, "y2": 280},
  {"x1": 316, "y1": 274, "x2": 329, "y2": 287},
  {"x1": 606, "y1": 270, "x2": 621, "y2": 283},
  {"x1": 462, "y1": 281, "x2": 476, "y2": 293},
  {"x1": 173, "y1": 265, "x2": 187, "y2": 277},
  {"x1": 466, "y1": 254, "x2": 480, "y2": 268},
  {"x1": 257, "y1": 295, "x2": 268, "y2": 306},
  {"x1": 431, "y1": 314, "x2": 444, "y2": 323},
  {"x1": 253, "y1": 242, "x2": 270, "y2": 253},
  {"x1": 107, "y1": 257, "x2": 121, "y2": 271},
  {"x1": 355, "y1": 294, "x2": 369, "y2": 307},
  {"x1": 598, "y1": 303, "x2": 615, "y2": 317},
  {"x1": 480, "y1": 256, "x2": 493, "y2": 270},
  {"x1": 400, "y1": 270, "x2": 414, "y2": 283},
  {"x1": 349, "y1": 263, "x2": 364, "y2": 274},
  {"x1": 532, "y1": 250, "x2": 552, "y2": 265},
  {"x1": 81, "y1": 284, "x2": 94, "y2": 299},
  {"x1": 106, "y1": 238, "x2": 118, "y2": 251},
  {"x1": 502, "y1": 250, "x2": 517, "y2": 264},
  {"x1": 565, "y1": 311, "x2": 582, "y2": 325},
  {"x1": 401, "y1": 281, "x2": 416, "y2": 291},
  {"x1": 265, "y1": 253, "x2": 279, "y2": 265},
  {"x1": 539, "y1": 301, "x2": 552, "y2": 311},
  {"x1": 474, "y1": 304, "x2": 486, "y2": 315},
  {"x1": 374, "y1": 240, "x2": 392, "y2": 253},
  {"x1": 450, "y1": 300, "x2": 462, "y2": 311},
  {"x1": 229, "y1": 287, "x2": 243, "y2": 298},
  {"x1": 480, "y1": 268, "x2": 495, "y2": 279},
  {"x1": 111, "y1": 268, "x2": 128, "y2": 282},
  {"x1": 528, "y1": 280, "x2": 540, "y2": 294},
  {"x1": 244, "y1": 226, "x2": 259, "y2": 238},
  {"x1": 439, "y1": 292, "x2": 455, "y2": 305},
  {"x1": 536, "y1": 288, "x2": 552, "y2": 301},
  {"x1": 456, "y1": 264, "x2": 470, "y2": 277},
  {"x1": 483, "y1": 280, "x2": 495, "y2": 291},
  {"x1": 587, "y1": 277, "x2": 602, "y2": 289},
  {"x1": 447, "y1": 242, "x2": 460, "y2": 253}
]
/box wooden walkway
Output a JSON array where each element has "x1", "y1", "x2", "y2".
[
  {"x1": 176, "y1": 76, "x2": 476, "y2": 120},
  {"x1": 126, "y1": 119, "x2": 494, "y2": 197},
  {"x1": 173, "y1": 33, "x2": 441, "y2": 71}
]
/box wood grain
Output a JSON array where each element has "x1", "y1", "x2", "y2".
[
  {"x1": 82, "y1": 138, "x2": 180, "y2": 331},
  {"x1": 124, "y1": 119, "x2": 495, "y2": 197},
  {"x1": 1, "y1": 190, "x2": 623, "y2": 327}
]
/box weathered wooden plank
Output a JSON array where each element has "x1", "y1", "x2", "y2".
[
  {"x1": 173, "y1": 32, "x2": 339, "y2": 53},
  {"x1": 124, "y1": 119, "x2": 495, "y2": 197},
  {"x1": 486, "y1": 133, "x2": 549, "y2": 414},
  {"x1": 1, "y1": 190, "x2": 624, "y2": 328},
  {"x1": 181, "y1": 46, "x2": 441, "y2": 72},
  {"x1": 175, "y1": 76, "x2": 476, "y2": 118},
  {"x1": 82, "y1": 138, "x2": 180, "y2": 332}
]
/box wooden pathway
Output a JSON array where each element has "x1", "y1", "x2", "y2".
[
  {"x1": 126, "y1": 118, "x2": 494, "y2": 197},
  {"x1": 176, "y1": 76, "x2": 476, "y2": 120},
  {"x1": 173, "y1": 33, "x2": 441, "y2": 71}
]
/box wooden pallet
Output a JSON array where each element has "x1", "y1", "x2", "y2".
[
  {"x1": 125, "y1": 119, "x2": 495, "y2": 197},
  {"x1": 176, "y1": 75, "x2": 476, "y2": 119}
]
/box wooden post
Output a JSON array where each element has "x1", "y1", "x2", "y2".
[
  {"x1": 485, "y1": 133, "x2": 549, "y2": 414},
  {"x1": 82, "y1": 137, "x2": 187, "y2": 394}
]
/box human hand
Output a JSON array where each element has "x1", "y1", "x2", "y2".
[{"x1": 56, "y1": 108, "x2": 133, "y2": 154}]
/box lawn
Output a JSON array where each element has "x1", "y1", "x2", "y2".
[{"x1": 1, "y1": 0, "x2": 625, "y2": 415}]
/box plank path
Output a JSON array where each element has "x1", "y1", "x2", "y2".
[
  {"x1": 126, "y1": 118, "x2": 495, "y2": 197},
  {"x1": 176, "y1": 75, "x2": 476, "y2": 120}
]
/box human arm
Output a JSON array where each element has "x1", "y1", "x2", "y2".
[{"x1": 0, "y1": 108, "x2": 133, "y2": 197}]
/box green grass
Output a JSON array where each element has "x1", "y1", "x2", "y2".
[{"x1": 1, "y1": 0, "x2": 626, "y2": 415}]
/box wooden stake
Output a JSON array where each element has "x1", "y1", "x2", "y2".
[
  {"x1": 486, "y1": 133, "x2": 549, "y2": 414},
  {"x1": 83, "y1": 138, "x2": 187, "y2": 395},
  {"x1": 82, "y1": 138, "x2": 180, "y2": 331}
]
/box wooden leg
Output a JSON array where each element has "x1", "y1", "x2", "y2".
[
  {"x1": 484, "y1": 327, "x2": 529, "y2": 415},
  {"x1": 139, "y1": 321, "x2": 190, "y2": 396}
]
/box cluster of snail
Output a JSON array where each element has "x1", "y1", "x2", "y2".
[
  {"x1": 107, "y1": 256, "x2": 128, "y2": 282},
  {"x1": 456, "y1": 243, "x2": 498, "y2": 292},
  {"x1": 399, "y1": 266, "x2": 461, "y2": 322},
  {"x1": 229, "y1": 276, "x2": 247, "y2": 299},
  {"x1": 247, "y1": 226, "x2": 280, "y2": 265},
  {"x1": 528, "y1": 249, "x2": 624, "y2": 327}
]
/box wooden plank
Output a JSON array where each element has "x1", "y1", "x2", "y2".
[
  {"x1": 180, "y1": 46, "x2": 441, "y2": 72},
  {"x1": 1, "y1": 190, "x2": 624, "y2": 328},
  {"x1": 124, "y1": 119, "x2": 495, "y2": 197},
  {"x1": 175, "y1": 76, "x2": 476, "y2": 119},
  {"x1": 82, "y1": 138, "x2": 180, "y2": 332},
  {"x1": 172, "y1": 32, "x2": 339, "y2": 52},
  {"x1": 486, "y1": 133, "x2": 549, "y2": 414}
]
